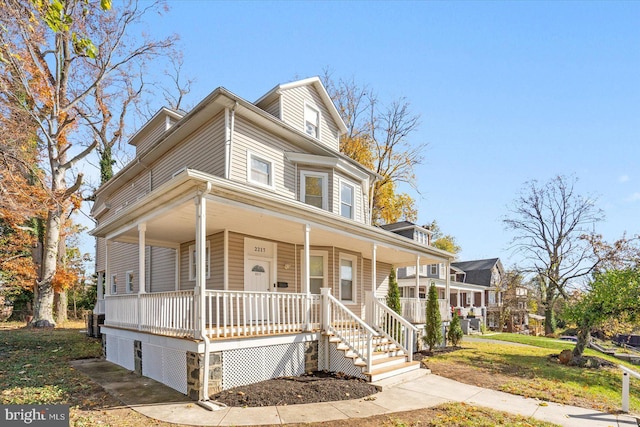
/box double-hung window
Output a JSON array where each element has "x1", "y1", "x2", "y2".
[
  {"x1": 340, "y1": 181, "x2": 355, "y2": 219},
  {"x1": 304, "y1": 104, "x2": 320, "y2": 138},
  {"x1": 125, "y1": 271, "x2": 134, "y2": 293},
  {"x1": 302, "y1": 250, "x2": 328, "y2": 295},
  {"x1": 189, "y1": 242, "x2": 211, "y2": 281},
  {"x1": 248, "y1": 152, "x2": 274, "y2": 188},
  {"x1": 339, "y1": 254, "x2": 356, "y2": 303},
  {"x1": 300, "y1": 171, "x2": 328, "y2": 210},
  {"x1": 430, "y1": 264, "x2": 437, "y2": 275},
  {"x1": 110, "y1": 274, "x2": 117, "y2": 294}
]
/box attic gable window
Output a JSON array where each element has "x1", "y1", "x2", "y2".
[{"x1": 304, "y1": 104, "x2": 320, "y2": 138}]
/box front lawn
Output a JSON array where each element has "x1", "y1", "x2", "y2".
[{"x1": 427, "y1": 334, "x2": 640, "y2": 414}]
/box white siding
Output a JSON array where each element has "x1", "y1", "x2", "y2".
[
  {"x1": 109, "y1": 242, "x2": 138, "y2": 294},
  {"x1": 96, "y1": 237, "x2": 105, "y2": 272},
  {"x1": 178, "y1": 232, "x2": 225, "y2": 291},
  {"x1": 230, "y1": 118, "x2": 297, "y2": 199},
  {"x1": 134, "y1": 120, "x2": 168, "y2": 155},
  {"x1": 149, "y1": 247, "x2": 177, "y2": 292},
  {"x1": 279, "y1": 85, "x2": 340, "y2": 151},
  {"x1": 261, "y1": 97, "x2": 281, "y2": 118},
  {"x1": 151, "y1": 114, "x2": 225, "y2": 190},
  {"x1": 101, "y1": 171, "x2": 151, "y2": 223}
]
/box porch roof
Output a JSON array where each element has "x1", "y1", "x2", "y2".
[{"x1": 91, "y1": 169, "x2": 454, "y2": 266}]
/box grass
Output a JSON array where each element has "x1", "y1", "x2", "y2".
[
  {"x1": 0, "y1": 321, "x2": 561, "y2": 427},
  {"x1": 0, "y1": 320, "x2": 103, "y2": 406},
  {"x1": 402, "y1": 402, "x2": 559, "y2": 427},
  {"x1": 431, "y1": 333, "x2": 640, "y2": 414}
]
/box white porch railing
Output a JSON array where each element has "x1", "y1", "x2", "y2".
[
  {"x1": 368, "y1": 293, "x2": 417, "y2": 362},
  {"x1": 104, "y1": 291, "x2": 195, "y2": 337},
  {"x1": 323, "y1": 289, "x2": 377, "y2": 373},
  {"x1": 620, "y1": 365, "x2": 639, "y2": 413},
  {"x1": 397, "y1": 298, "x2": 451, "y2": 323},
  {"x1": 203, "y1": 290, "x2": 320, "y2": 338}
]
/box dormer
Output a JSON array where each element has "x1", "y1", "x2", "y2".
[
  {"x1": 128, "y1": 107, "x2": 184, "y2": 155},
  {"x1": 255, "y1": 77, "x2": 347, "y2": 152},
  {"x1": 380, "y1": 221, "x2": 433, "y2": 246}
]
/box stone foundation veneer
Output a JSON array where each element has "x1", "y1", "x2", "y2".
[
  {"x1": 186, "y1": 351, "x2": 223, "y2": 401},
  {"x1": 134, "y1": 340, "x2": 142, "y2": 375},
  {"x1": 305, "y1": 341, "x2": 318, "y2": 372}
]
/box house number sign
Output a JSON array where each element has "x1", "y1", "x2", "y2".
[{"x1": 244, "y1": 237, "x2": 274, "y2": 258}]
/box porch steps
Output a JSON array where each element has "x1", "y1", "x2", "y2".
[{"x1": 325, "y1": 330, "x2": 421, "y2": 382}]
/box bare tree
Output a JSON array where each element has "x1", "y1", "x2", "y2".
[
  {"x1": 322, "y1": 71, "x2": 426, "y2": 225},
  {"x1": 0, "y1": 0, "x2": 176, "y2": 327},
  {"x1": 503, "y1": 175, "x2": 604, "y2": 334}
]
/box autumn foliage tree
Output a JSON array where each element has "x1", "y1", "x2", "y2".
[
  {"x1": 322, "y1": 73, "x2": 425, "y2": 225},
  {"x1": 0, "y1": 0, "x2": 175, "y2": 327}
]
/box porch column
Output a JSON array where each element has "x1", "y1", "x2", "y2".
[
  {"x1": 195, "y1": 193, "x2": 207, "y2": 334},
  {"x1": 303, "y1": 224, "x2": 311, "y2": 331},
  {"x1": 457, "y1": 289, "x2": 461, "y2": 307},
  {"x1": 94, "y1": 271, "x2": 104, "y2": 314},
  {"x1": 445, "y1": 260, "x2": 451, "y2": 319},
  {"x1": 138, "y1": 223, "x2": 146, "y2": 294},
  {"x1": 371, "y1": 244, "x2": 377, "y2": 296},
  {"x1": 105, "y1": 239, "x2": 111, "y2": 295},
  {"x1": 480, "y1": 288, "x2": 486, "y2": 325},
  {"x1": 415, "y1": 256, "x2": 420, "y2": 298}
]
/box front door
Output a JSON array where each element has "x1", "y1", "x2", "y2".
[
  {"x1": 246, "y1": 259, "x2": 271, "y2": 292},
  {"x1": 246, "y1": 259, "x2": 271, "y2": 323}
]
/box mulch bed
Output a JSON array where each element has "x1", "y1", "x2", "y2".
[{"x1": 210, "y1": 371, "x2": 379, "y2": 407}]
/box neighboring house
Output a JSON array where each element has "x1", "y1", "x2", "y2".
[
  {"x1": 90, "y1": 77, "x2": 455, "y2": 402},
  {"x1": 381, "y1": 224, "x2": 508, "y2": 334}
]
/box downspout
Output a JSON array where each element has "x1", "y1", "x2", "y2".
[
  {"x1": 196, "y1": 183, "x2": 222, "y2": 411},
  {"x1": 224, "y1": 102, "x2": 238, "y2": 180},
  {"x1": 368, "y1": 176, "x2": 378, "y2": 225}
]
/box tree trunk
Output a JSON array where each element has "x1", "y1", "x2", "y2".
[
  {"x1": 572, "y1": 322, "x2": 591, "y2": 362},
  {"x1": 544, "y1": 291, "x2": 556, "y2": 335},
  {"x1": 31, "y1": 208, "x2": 62, "y2": 328},
  {"x1": 54, "y1": 291, "x2": 68, "y2": 324}
]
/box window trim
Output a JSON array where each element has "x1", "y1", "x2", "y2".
[
  {"x1": 125, "y1": 270, "x2": 134, "y2": 294},
  {"x1": 339, "y1": 179, "x2": 355, "y2": 219},
  {"x1": 247, "y1": 151, "x2": 275, "y2": 189},
  {"x1": 300, "y1": 170, "x2": 328, "y2": 210},
  {"x1": 304, "y1": 102, "x2": 321, "y2": 139},
  {"x1": 339, "y1": 253, "x2": 357, "y2": 304},
  {"x1": 189, "y1": 241, "x2": 211, "y2": 281}
]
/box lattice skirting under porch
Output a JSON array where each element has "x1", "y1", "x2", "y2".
[{"x1": 221, "y1": 342, "x2": 306, "y2": 390}]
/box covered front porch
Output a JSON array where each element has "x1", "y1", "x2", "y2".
[{"x1": 92, "y1": 170, "x2": 455, "y2": 396}]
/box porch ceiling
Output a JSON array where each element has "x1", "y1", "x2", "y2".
[{"x1": 110, "y1": 195, "x2": 444, "y2": 266}]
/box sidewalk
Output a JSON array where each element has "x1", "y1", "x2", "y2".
[{"x1": 72, "y1": 359, "x2": 638, "y2": 427}]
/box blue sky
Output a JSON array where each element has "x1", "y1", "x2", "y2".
[{"x1": 82, "y1": 1, "x2": 639, "y2": 269}]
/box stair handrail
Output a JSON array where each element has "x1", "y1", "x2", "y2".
[
  {"x1": 322, "y1": 288, "x2": 377, "y2": 373},
  {"x1": 366, "y1": 291, "x2": 418, "y2": 362}
]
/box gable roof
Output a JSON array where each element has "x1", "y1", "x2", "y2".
[
  {"x1": 451, "y1": 258, "x2": 503, "y2": 287},
  {"x1": 255, "y1": 76, "x2": 348, "y2": 136}
]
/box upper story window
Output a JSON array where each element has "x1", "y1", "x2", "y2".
[
  {"x1": 248, "y1": 152, "x2": 274, "y2": 189},
  {"x1": 304, "y1": 103, "x2": 320, "y2": 138},
  {"x1": 300, "y1": 171, "x2": 328, "y2": 210},
  {"x1": 430, "y1": 264, "x2": 437, "y2": 275},
  {"x1": 340, "y1": 181, "x2": 355, "y2": 219}
]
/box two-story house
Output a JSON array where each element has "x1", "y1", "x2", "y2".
[{"x1": 90, "y1": 78, "x2": 454, "y2": 403}]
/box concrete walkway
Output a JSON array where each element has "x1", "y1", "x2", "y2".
[{"x1": 71, "y1": 359, "x2": 638, "y2": 427}]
